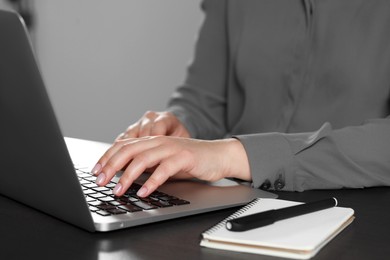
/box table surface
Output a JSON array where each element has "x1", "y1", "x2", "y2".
[{"x1": 1, "y1": 187, "x2": 389, "y2": 260}]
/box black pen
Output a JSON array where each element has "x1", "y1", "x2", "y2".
[{"x1": 226, "y1": 197, "x2": 338, "y2": 232}]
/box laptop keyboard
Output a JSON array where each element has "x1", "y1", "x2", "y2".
[{"x1": 76, "y1": 169, "x2": 190, "y2": 217}]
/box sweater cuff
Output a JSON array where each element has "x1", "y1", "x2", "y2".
[{"x1": 235, "y1": 133, "x2": 294, "y2": 191}]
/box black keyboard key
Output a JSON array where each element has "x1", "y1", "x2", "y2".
[
  {"x1": 92, "y1": 187, "x2": 110, "y2": 192},
  {"x1": 99, "y1": 196, "x2": 115, "y2": 202},
  {"x1": 89, "y1": 206, "x2": 99, "y2": 212},
  {"x1": 149, "y1": 193, "x2": 164, "y2": 200},
  {"x1": 97, "y1": 204, "x2": 116, "y2": 211},
  {"x1": 106, "y1": 182, "x2": 116, "y2": 188},
  {"x1": 107, "y1": 208, "x2": 127, "y2": 215},
  {"x1": 109, "y1": 201, "x2": 126, "y2": 206},
  {"x1": 119, "y1": 196, "x2": 139, "y2": 203},
  {"x1": 130, "y1": 183, "x2": 142, "y2": 189},
  {"x1": 157, "y1": 195, "x2": 177, "y2": 201},
  {"x1": 102, "y1": 190, "x2": 114, "y2": 196},
  {"x1": 125, "y1": 190, "x2": 138, "y2": 196},
  {"x1": 96, "y1": 210, "x2": 111, "y2": 216},
  {"x1": 83, "y1": 189, "x2": 97, "y2": 195},
  {"x1": 83, "y1": 176, "x2": 97, "y2": 182},
  {"x1": 140, "y1": 197, "x2": 158, "y2": 203},
  {"x1": 128, "y1": 196, "x2": 139, "y2": 202},
  {"x1": 88, "y1": 193, "x2": 106, "y2": 199},
  {"x1": 132, "y1": 201, "x2": 158, "y2": 210},
  {"x1": 124, "y1": 183, "x2": 142, "y2": 195},
  {"x1": 89, "y1": 200, "x2": 108, "y2": 207},
  {"x1": 150, "y1": 191, "x2": 165, "y2": 196},
  {"x1": 119, "y1": 204, "x2": 142, "y2": 212},
  {"x1": 79, "y1": 179, "x2": 90, "y2": 185},
  {"x1": 86, "y1": 197, "x2": 97, "y2": 202},
  {"x1": 151, "y1": 200, "x2": 173, "y2": 208},
  {"x1": 82, "y1": 183, "x2": 98, "y2": 189},
  {"x1": 77, "y1": 172, "x2": 92, "y2": 178}
]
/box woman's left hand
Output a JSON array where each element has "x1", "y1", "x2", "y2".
[{"x1": 91, "y1": 136, "x2": 251, "y2": 197}]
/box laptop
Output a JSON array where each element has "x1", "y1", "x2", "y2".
[{"x1": 0, "y1": 9, "x2": 277, "y2": 232}]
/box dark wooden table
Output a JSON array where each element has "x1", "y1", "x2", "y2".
[{"x1": 1, "y1": 187, "x2": 389, "y2": 260}]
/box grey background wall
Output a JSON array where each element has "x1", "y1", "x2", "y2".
[{"x1": 1, "y1": 0, "x2": 202, "y2": 143}]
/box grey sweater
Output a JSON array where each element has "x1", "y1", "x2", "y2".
[{"x1": 168, "y1": 0, "x2": 390, "y2": 191}]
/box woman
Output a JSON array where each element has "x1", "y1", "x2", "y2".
[{"x1": 92, "y1": 0, "x2": 390, "y2": 198}]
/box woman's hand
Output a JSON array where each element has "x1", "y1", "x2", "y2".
[
  {"x1": 91, "y1": 136, "x2": 251, "y2": 197},
  {"x1": 116, "y1": 111, "x2": 190, "y2": 139}
]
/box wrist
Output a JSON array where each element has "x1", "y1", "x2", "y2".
[{"x1": 221, "y1": 138, "x2": 251, "y2": 181}]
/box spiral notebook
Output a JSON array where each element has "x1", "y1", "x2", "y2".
[{"x1": 200, "y1": 198, "x2": 354, "y2": 259}]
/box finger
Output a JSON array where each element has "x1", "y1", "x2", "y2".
[
  {"x1": 121, "y1": 122, "x2": 141, "y2": 139},
  {"x1": 99, "y1": 139, "x2": 137, "y2": 165},
  {"x1": 150, "y1": 116, "x2": 169, "y2": 136},
  {"x1": 138, "y1": 117, "x2": 154, "y2": 137},
  {"x1": 96, "y1": 139, "x2": 154, "y2": 186},
  {"x1": 112, "y1": 143, "x2": 176, "y2": 196},
  {"x1": 164, "y1": 113, "x2": 190, "y2": 137},
  {"x1": 92, "y1": 140, "x2": 130, "y2": 175},
  {"x1": 137, "y1": 153, "x2": 190, "y2": 197},
  {"x1": 93, "y1": 137, "x2": 150, "y2": 177},
  {"x1": 115, "y1": 132, "x2": 127, "y2": 140},
  {"x1": 96, "y1": 138, "x2": 160, "y2": 187}
]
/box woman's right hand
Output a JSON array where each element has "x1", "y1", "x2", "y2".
[{"x1": 116, "y1": 111, "x2": 190, "y2": 139}]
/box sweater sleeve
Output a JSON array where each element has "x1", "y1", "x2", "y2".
[
  {"x1": 167, "y1": 0, "x2": 228, "y2": 139},
  {"x1": 236, "y1": 117, "x2": 390, "y2": 191}
]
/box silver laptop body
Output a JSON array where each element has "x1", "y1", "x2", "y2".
[{"x1": 0, "y1": 10, "x2": 277, "y2": 232}]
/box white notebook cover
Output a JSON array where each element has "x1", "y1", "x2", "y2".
[{"x1": 200, "y1": 198, "x2": 354, "y2": 259}]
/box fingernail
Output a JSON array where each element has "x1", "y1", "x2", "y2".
[
  {"x1": 137, "y1": 186, "x2": 148, "y2": 197},
  {"x1": 91, "y1": 163, "x2": 102, "y2": 175},
  {"x1": 113, "y1": 183, "x2": 123, "y2": 195},
  {"x1": 96, "y1": 173, "x2": 106, "y2": 186}
]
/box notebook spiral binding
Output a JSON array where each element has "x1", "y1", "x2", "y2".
[{"x1": 203, "y1": 198, "x2": 261, "y2": 235}]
